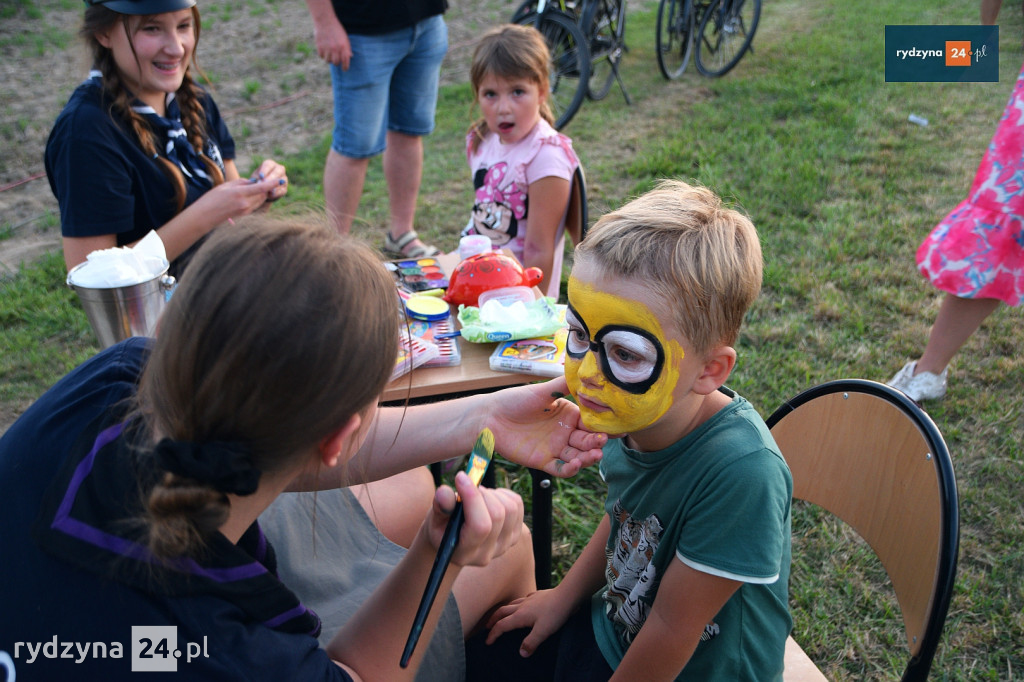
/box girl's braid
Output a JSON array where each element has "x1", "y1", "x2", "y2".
[
  {"x1": 95, "y1": 49, "x2": 188, "y2": 210},
  {"x1": 177, "y1": 72, "x2": 224, "y2": 186}
]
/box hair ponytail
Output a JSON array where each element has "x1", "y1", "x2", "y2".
[
  {"x1": 174, "y1": 9, "x2": 225, "y2": 189},
  {"x1": 176, "y1": 73, "x2": 225, "y2": 187},
  {"x1": 135, "y1": 216, "x2": 399, "y2": 561},
  {"x1": 146, "y1": 472, "x2": 230, "y2": 560}
]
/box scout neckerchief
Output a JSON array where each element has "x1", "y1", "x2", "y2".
[{"x1": 88, "y1": 69, "x2": 223, "y2": 191}]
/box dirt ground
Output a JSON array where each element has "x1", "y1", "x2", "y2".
[{"x1": 0, "y1": 0, "x2": 516, "y2": 274}]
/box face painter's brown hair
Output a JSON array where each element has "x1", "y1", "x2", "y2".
[
  {"x1": 82, "y1": 5, "x2": 224, "y2": 212},
  {"x1": 136, "y1": 215, "x2": 398, "y2": 560}
]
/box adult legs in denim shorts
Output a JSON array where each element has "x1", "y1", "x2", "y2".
[{"x1": 322, "y1": 14, "x2": 447, "y2": 257}]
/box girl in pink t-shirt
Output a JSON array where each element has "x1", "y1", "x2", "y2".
[{"x1": 463, "y1": 24, "x2": 579, "y2": 300}]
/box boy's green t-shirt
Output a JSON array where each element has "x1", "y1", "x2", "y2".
[{"x1": 591, "y1": 388, "x2": 793, "y2": 681}]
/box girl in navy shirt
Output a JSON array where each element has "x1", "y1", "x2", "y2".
[{"x1": 46, "y1": 0, "x2": 289, "y2": 276}]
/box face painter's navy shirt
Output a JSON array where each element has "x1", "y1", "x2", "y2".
[{"x1": 0, "y1": 340, "x2": 350, "y2": 681}]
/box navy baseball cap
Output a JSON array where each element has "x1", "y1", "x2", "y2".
[{"x1": 85, "y1": 0, "x2": 196, "y2": 14}]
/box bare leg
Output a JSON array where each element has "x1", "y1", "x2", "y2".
[
  {"x1": 382, "y1": 130, "x2": 433, "y2": 253},
  {"x1": 981, "y1": 0, "x2": 1002, "y2": 24},
  {"x1": 453, "y1": 524, "x2": 537, "y2": 637},
  {"x1": 915, "y1": 294, "x2": 1001, "y2": 375},
  {"x1": 353, "y1": 466, "x2": 434, "y2": 549},
  {"x1": 324, "y1": 149, "x2": 370, "y2": 235}
]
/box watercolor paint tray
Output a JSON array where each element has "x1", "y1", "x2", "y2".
[
  {"x1": 406, "y1": 314, "x2": 461, "y2": 368},
  {"x1": 488, "y1": 329, "x2": 567, "y2": 378},
  {"x1": 392, "y1": 328, "x2": 441, "y2": 380},
  {"x1": 388, "y1": 257, "x2": 449, "y2": 292}
]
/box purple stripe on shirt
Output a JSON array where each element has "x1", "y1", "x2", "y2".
[
  {"x1": 49, "y1": 423, "x2": 268, "y2": 583},
  {"x1": 264, "y1": 603, "x2": 319, "y2": 637}
]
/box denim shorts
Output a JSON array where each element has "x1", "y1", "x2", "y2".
[{"x1": 329, "y1": 14, "x2": 448, "y2": 159}]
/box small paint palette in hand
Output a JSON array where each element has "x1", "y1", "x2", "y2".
[{"x1": 391, "y1": 258, "x2": 449, "y2": 291}]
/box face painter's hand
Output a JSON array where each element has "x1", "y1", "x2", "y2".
[
  {"x1": 481, "y1": 376, "x2": 607, "y2": 478},
  {"x1": 425, "y1": 473, "x2": 524, "y2": 568}
]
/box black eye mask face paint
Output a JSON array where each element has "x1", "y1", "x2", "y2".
[{"x1": 565, "y1": 305, "x2": 666, "y2": 394}]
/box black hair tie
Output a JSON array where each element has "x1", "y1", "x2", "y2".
[{"x1": 154, "y1": 438, "x2": 261, "y2": 496}]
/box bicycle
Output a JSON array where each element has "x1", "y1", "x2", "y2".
[
  {"x1": 511, "y1": 0, "x2": 631, "y2": 129},
  {"x1": 694, "y1": 0, "x2": 760, "y2": 77},
  {"x1": 655, "y1": 0, "x2": 707, "y2": 79},
  {"x1": 655, "y1": 0, "x2": 759, "y2": 80},
  {"x1": 580, "y1": 0, "x2": 630, "y2": 102}
]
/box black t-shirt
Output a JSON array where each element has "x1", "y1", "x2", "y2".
[{"x1": 330, "y1": 0, "x2": 447, "y2": 34}]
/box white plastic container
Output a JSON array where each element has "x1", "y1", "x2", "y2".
[
  {"x1": 477, "y1": 286, "x2": 535, "y2": 308},
  {"x1": 459, "y1": 235, "x2": 492, "y2": 260}
]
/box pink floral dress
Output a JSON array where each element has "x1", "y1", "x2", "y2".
[{"x1": 916, "y1": 63, "x2": 1024, "y2": 306}]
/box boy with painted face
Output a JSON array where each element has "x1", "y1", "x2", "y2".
[{"x1": 466, "y1": 180, "x2": 793, "y2": 681}]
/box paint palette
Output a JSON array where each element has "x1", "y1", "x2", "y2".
[
  {"x1": 404, "y1": 294, "x2": 450, "y2": 322},
  {"x1": 393, "y1": 258, "x2": 449, "y2": 292},
  {"x1": 407, "y1": 315, "x2": 462, "y2": 368}
]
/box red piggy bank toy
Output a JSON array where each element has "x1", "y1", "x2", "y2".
[{"x1": 444, "y1": 252, "x2": 543, "y2": 307}]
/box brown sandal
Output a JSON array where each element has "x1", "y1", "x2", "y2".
[{"x1": 384, "y1": 231, "x2": 442, "y2": 259}]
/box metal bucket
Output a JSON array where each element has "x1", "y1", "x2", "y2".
[{"x1": 67, "y1": 263, "x2": 176, "y2": 348}]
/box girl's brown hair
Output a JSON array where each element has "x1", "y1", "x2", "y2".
[
  {"x1": 136, "y1": 215, "x2": 398, "y2": 560},
  {"x1": 468, "y1": 24, "x2": 554, "y2": 154},
  {"x1": 82, "y1": 5, "x2": 224, "y2": 212}
]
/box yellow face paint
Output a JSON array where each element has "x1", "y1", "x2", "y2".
[{"x1": 564, "y1": 276, "x2": 685, "y2": 435}]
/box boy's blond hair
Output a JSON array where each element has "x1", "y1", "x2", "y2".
[{"x1": 573, "y1": 179, "x2": 762, "y2": 354}]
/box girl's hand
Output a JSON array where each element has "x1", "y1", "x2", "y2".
[
  {"x1": 249, "y1": 159, "x2": 288, "y2": 204},
  {"x1": 427, "y1": 472, "x2": 524, "y2": 568},
  {"x1": 482, "y1": 588, "x2": 573, "y2": 656},
  {"x1": 196, "y1": 177, "x2": 278, "y2": 225},
  {"x1": 198, "y1": 160, "x2": 287, "y2": 225}
]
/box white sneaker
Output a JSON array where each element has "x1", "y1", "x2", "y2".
[{"x1": 887, "y1": 361, "x2": 947, "y2": 401}]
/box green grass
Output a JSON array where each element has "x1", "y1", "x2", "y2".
[
  {"x1": 3, "y1": 0, "x2": 1023, "y2": 678},
  {"x1": 0, "y1": 251, "x2": 97, "y2": 410},
  {"x1": 0, "y1": 0, "x2": 75, "y2": 52}
]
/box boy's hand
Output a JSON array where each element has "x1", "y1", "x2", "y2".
[
  {"x1": 482, "y1": 588, "x2": 572, "y2": 657},
  {"x1": 482, "y1": 377, "x2": 607, "y2": 478}
]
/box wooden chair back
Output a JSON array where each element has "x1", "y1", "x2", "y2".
[
  {"x1": 767, "y1": 380, "x2": 959, "y2": 681},
  {"x1": 564, "y1": 164, "x2": 588, "y2": 247}
]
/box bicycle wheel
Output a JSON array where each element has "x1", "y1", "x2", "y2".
[
  {"x1": 656, "y1": 0, "x2": 694, "y2": 80},
  {"x1": 694, "y1": 0, "x2": 760, "y2": 77},
  {"x1": 582, "y1": 0, "x2": 626, "y2": 100},
  {"x1": 512, "y1": 1, "x2": 584, "y2": 23},
  {"x1": 515, "y1": 10, "x2": 590, "y2": 129},
  {"x1": 511, "y1": 0, "x2": 537, "y2": 23}
]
